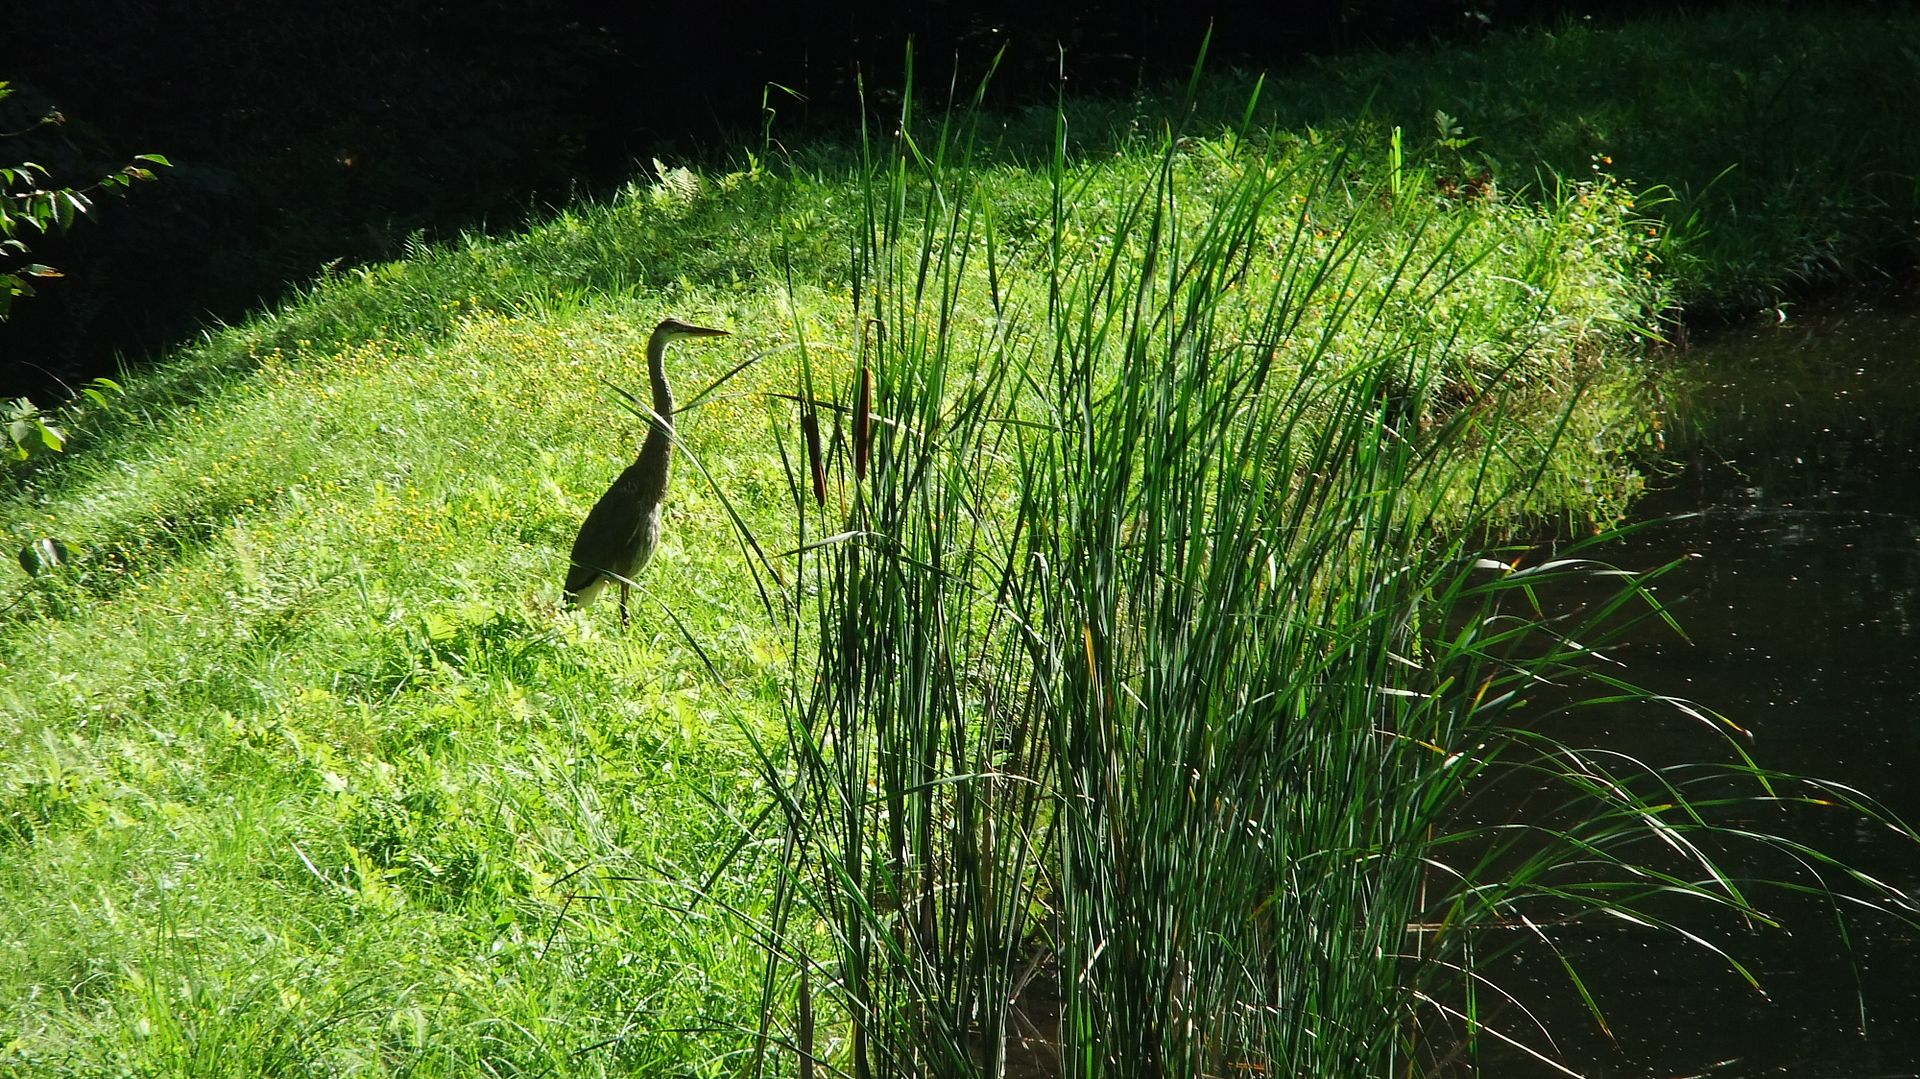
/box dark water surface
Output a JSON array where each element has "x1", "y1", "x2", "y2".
[{"x1": 1487, "y1": 293, "x2": 1920, "y2": 1077}]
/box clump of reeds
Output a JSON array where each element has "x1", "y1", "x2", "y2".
[{"x1": 747, "y1": 63, "x2": 1919, "y2": 1079}]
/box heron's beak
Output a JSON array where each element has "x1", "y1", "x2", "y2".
[{"x1": 653, "y1": 317, "x2": 732, "y2": 339}]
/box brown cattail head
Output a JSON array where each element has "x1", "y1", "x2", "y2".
[
  {"x1": 801, "y1": 409, "x2": 827, "y2": 507},
  {"x1": 853, "y1": 366, "x2": 873, "y2": 482}
]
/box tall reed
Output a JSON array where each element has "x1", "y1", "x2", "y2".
[{"x1": 748, "y1": 66, "x2": 1917, "y2": 1078}]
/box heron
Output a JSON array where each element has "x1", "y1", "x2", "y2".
[{"x1": 564, "y1": 318, "x2": 729, "y2": 625}]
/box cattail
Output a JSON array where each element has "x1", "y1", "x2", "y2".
[
  {"x1": 853, "y1": 366, "x2": 873, "y2": 481},
  {"x1": 800, "y1": 409, "x2": 827, "y2": 507}
]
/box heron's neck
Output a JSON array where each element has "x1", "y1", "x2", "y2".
[{"x1": 646, "y1": 334, "x2": 675, "y2": 430}]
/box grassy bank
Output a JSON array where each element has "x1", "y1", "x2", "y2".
[
  {"x1": 2, "y1": 8, "x2": 1915, "y2": 1077},
  {"x1": 970, "y1": 4, "x2": 1920, "y2": 314},
  {"x1": 1202, "y1": 4, "x2": 1920, "y2": 312}
]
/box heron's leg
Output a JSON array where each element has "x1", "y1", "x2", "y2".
[{"x1": 619, "y1": 582, "x2": 631, "y2": 627}]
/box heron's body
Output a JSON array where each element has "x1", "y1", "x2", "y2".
[
  {"x1": 564, "y1": 318, "x2": 728, "y2": 623},
  {"x1": 563, "y1": 459, "x2": 668, "y2": 609}
]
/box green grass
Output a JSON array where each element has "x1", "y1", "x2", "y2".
[
  {"x1": 2, "y1": 297, "x2": 790, "y2": 1074},
  {"x1": 1, "y1": 8, "x2": 1916, "y2": 1077}
]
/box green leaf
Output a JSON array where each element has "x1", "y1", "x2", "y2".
[
  {"x1": 21, "y1": 193, "x2": 54, "y2": 230},
  {"x1": 81, "y1": 378, "x2": 123, "y2": 409},
  {"x1": 0, "y1": 275, "x2": 29, "y2": 314},
  {"x1": 134, "y1": 153, "x2": 172, "y2": 167}
]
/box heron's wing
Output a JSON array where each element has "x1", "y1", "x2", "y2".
[{"x1": 564, "y1": 473, "x2": 648, "y2": 595}]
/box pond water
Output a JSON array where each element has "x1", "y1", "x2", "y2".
[{"x1": 1486, "y1": 292, "x2": 1920, "y2": 1077}]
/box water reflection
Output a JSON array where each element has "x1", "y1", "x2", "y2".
[{"x1": 1485, "y1": 292, "x2": 1920, "y2": 1077}]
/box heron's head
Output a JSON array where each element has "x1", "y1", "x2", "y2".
[{"x1": 652, "y1": 318, "x2": 730, "y2": 341}]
